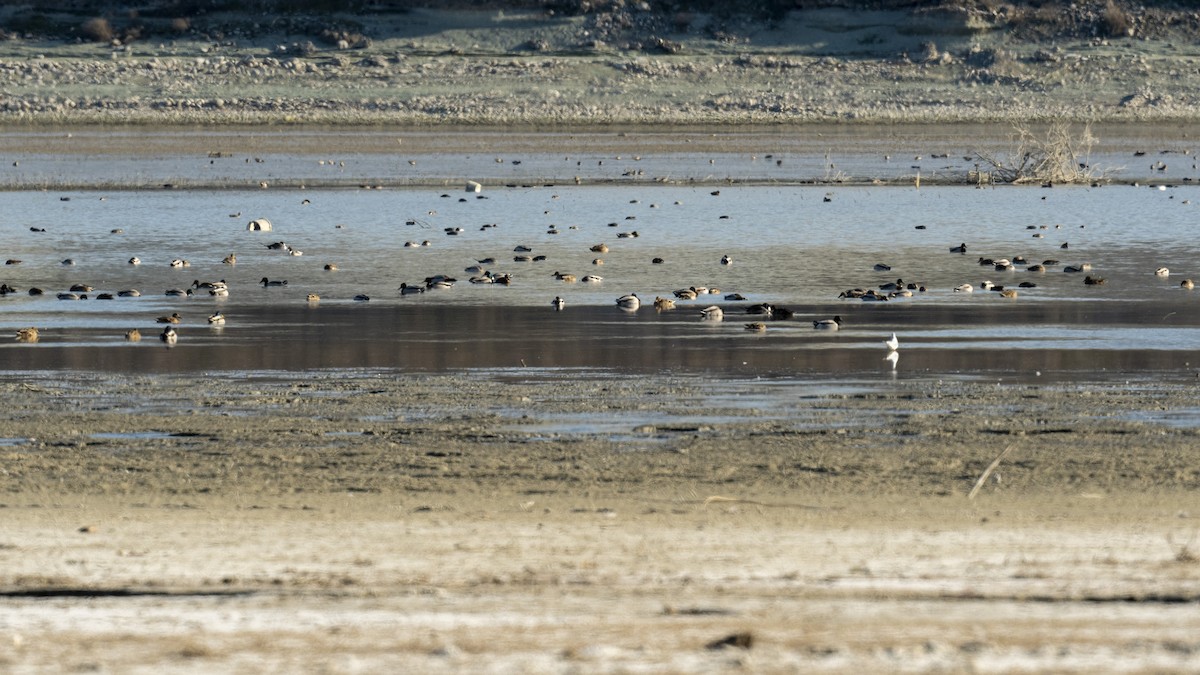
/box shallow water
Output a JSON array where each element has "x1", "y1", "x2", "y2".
[{"x1": 1, "y1": 128, "x2": 1198, "y2": 380}]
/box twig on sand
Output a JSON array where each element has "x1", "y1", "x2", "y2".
[{"x1": 968, "y1": 444, "x2": 1015, "y2": 500}]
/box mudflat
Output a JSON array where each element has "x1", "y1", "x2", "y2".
[{"x1": 3, "y1": 370, "x2": 1200, "y2": 672}]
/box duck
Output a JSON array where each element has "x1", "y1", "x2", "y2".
[
  {"x1": 616, "y1": 293, "x2": 640, "y2": 310},
  {"x1": 885, "y1": 333, "x2": 899, "y2": 351},
  {"x1": 169, "y1": 258, "x2": 190, "y2": 268},
  {"x1": 701, "y1": 306, "x2": 724, "y2": 321},
  {"x1": 307, "y1": 293, "x2": 320, "y2": 303},
  {"x1": 653, "y1": 296, "x2": 676, "y2": 310},
  {"x1": 207, "y1": 312, "x2": 226, "y2": 325},
  {"x1": 744, "y1": 322, "x2": 767, "y2": 332},
  {"x1": 873, "y1": 263, "x2": 892, "y2": 272},
  {"x1": 746, "y1": 303, "x2": 774, "y2": 316},
  {"x1": 156, "y1": 313, "x2": 182, "y2": 324},
  {"x1": 222, "y1": 253, "x2": 237, "y2": 265},
  {"x1": 552, "y1": 271, "x2": 577, "y2": 283},
  {"x1": 125, "y1": 329, "x2": 141, "y2": 342},
  {"x1": 1063, "y1": 264, "x2": 1091, "y2": 273},
  {"x1": 160, "y1": 326, "x2": 177, "y2": 344},
  {"x1": 15, "y1": 327, "x2": 38, "y2": 343},
  {"x1": 813, "y1": 316, "x2": 842, "y2": 330},
  {"x1": 552, "y1": 296, "x2": 565, "y2": 311},
  {"x1": 324, "y1": 264, "x2": 338, "y2": 271},
  {"x1": 128, "y1": 257, "x2": 141, "y2": 265},
  {"x1": 1182, "y1": 279, "x2": 1195, "y2": 290},
  {"x1": 590, "y1": 243, "x2": 609, "y2": 253},
  {"x1": 581, "y1": 275, "x2": 603, "y2": 283},
  {"x1": 57, "y1": 292, "x2": 85, "y2": 300},
  {"x1": 673, "y1": 288, "x2": 698, "y2": 300},
  {"x1": 878, "y1": 279, "x2": 905, "y2": 291},
  {"x1": 95, "y1": 293, "x2": 114, "y2": 300},
  {"x1": 192, "y1": 279, "x2": 227, "y2": 291},
  {"x1": 260, "y1": 277, "x2": 287, "y2": 287},
  {"x1": 1156, "y1": 267, "x2": 1170, "y2": 276},
  {"x1": 61, "y1": 258, "x2": 76, "y2": 266},
  {"x1": 1027, "y1": 264, "x2": 1046, "y2": 273},
  {"x1": 1000, "y1": 289, "x2": 1019, "y2": 298},
  {"x1": 724, "y1": 293, "x2": 746, "y2": 301},
  {"x1": 70, "y1": 284, "x2": 94, "y2": 293},
  {"x1": 209, "y1": 287, "x2": 229, "y2": 297},
  {"x1": 953, "y1": 283, "x2": 974, "y2": 293},
  {"x1": 353, "y1": 294, "x2": 371, "y2": 302},
  {"x1": 165, "y1": 288, "x2": 193, "y2": 297},
  {"x1": 426, "y1": 279, "x2": 455, "y2": 290},
  {"x1": 950, "y1": 243, "x2": 967, "y2": 253},
  {"x1": 721, "y1": 255, "x2": 733, "y2": 265},
  {"x1": 398, "y1": 283, "x2": 425, "y2": 295},
  {"x1": 1083, "y1": 275, "x2": 1106, "y2": 286}
]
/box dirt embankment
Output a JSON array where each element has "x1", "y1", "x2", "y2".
[{"x1": 0, "y1": 4, "x2": 1199, "y2": 125}]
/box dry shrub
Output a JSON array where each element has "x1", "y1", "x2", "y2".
[
  {"x1": 80, "y1": 17, "x2": 113, "y2": 42},
  {"x1": 1101, "y1": 0, "x2": 1131, "y2": 37},
  {"x1": 973, "y1": 122, "x2": 1102, "y2": 185}
]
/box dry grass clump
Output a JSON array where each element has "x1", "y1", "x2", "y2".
[
  {"x1": 1101, "y1": 0, "x2": 1131, "y2": 37},
  {"x1": 80, "y1": 17, "x2": 114, "y2": 43},
  {"x1": 972, "y1": 122, "x2": 1102, "y2": 185}
]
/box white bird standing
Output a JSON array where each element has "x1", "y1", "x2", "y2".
[{"x1": 885, "y1": 333, "x2": 900, "y2": 351}]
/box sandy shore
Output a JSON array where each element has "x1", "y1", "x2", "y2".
[{"x1": 3, "y1": 370, "x2": 1200, "y2": 672}]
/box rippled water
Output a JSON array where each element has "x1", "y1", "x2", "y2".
[{"x1": 1, "y1": 128, "x2": 1198, "y2": 380}]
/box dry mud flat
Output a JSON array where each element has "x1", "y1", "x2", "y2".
[{"x1": 2, "y1": 371, "x2": 1200, "y2": 672}]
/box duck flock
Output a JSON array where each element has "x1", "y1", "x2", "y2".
[{"x1": 4, "y1": 180, "x2": 1195, "y2": 355}]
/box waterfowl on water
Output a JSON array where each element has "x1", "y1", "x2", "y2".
[
  {"x1": 193, "y1": 279, "x2": 227, "y2": 291},
  {"x1": 260, "y1": 277, "x2": 287, "y2": 287},
  {"x1": 170, "y1": 258, "x2": 190, "y2": 268},
  {"x1": 674, "y1": 288, "x2": 698, "y2": 300},
  {"x1": 1182, "y1": 279, "x2": 1195, "y2": 290},
  {"x1": 1083, "y1": 275, "x2": 1106, "y2": 286},
  {"x1": 95, "y1": 293, "x2": 114, "y2": 300},
  {"x1": 28, "y1": 287, "x2": 43, "y2": 296},
  {"x1": 950, "y1": 243, "x2": 967, "y2": 253},
  {"x1": 813, "y1": 316, "x2": 842, "y2": 330},
  {"x1": 125, "y1": 329, "x2": 141, "y2": 342},
  {"x1": 590, "y1": 243, "x2": 609, "y2": 253},
  {"x1": 165, "y1": 288, "x2": 193, "y2": 297},
  {"x1": 160, "y1": 326, "x2": 177, "y2": 344},
  {"x1": 15, "y1": 327, "x2": 37, "y2": 343},
  {"x1": 744, "y1": 322, "x2": 767, "y2": 332},
  {"x1": 128, "y1": 257, "x2": 141, "y2": 265},
  {"x1": 873, "y1": 263, "x2": 892, "y2": 272},
  {"x1": 353, "y1": 294, "x2": 371, "y2": 302},
  {"x1": 616, "y1": 293, "x2": 640, "y2": 310},
  {"x1": 885, "y1": 333, "x2": 900, "y2": 351},
  {"x1": 954, "y1": 284, "x2": 974, "y2": 293},
  {"x1": 222, "y1": 253, "x2": 237, "y2": 265},
  {"x1": 208, "y1": 312, "x2": 225, "y2": 325},
  {"x1": 426, "y1": 279, "x2": 454, "y2": 290},
  {"x1": 1000, "y1": 289, "x2": 1019, "y2": 298},
  {"x1": 1027, "y1": 264, "x2": 1046, "y2": 273},
  {"x1": 57, "y1": 292, "x2": 85, "y2": 300},
  {"x1": 157, "y1": 313, "x2": 182, "y2": 324},
  {"x1": 307, "y1": 293, "x2": 320, "y2": 302},
  {"x1": 70, "y1": 284, "x2": 93, "y2": 293},
  {"x1": 721, "y1": 255, "x2": 733, "y2": 265},
  {"x1": 552, "y1": 296, "x2": 565, "y2": 311},
  {"x1": 701, "y1": 305, "x2": 724, "y2": 321},
  {"x1": 1156, "y1": 267, "x2": 1170, "y2": 276},
  {"x1": 725, "y1": 293, "x2": 746, "y2": 301},
  {"x1": 878, "y1": 279, "x2": 904, "y2": 291},
  {"x1": 398, "y1": 283, "x2": 424, "y2": 295},
  {"x1": 552, "y1": 271, "x2": 577, "y2": 283},
  {"x1": 582, "y1": 275, "x2": 603, "y2": 283},
  {"x1": 324, "y1": 264, "x2": 338, "y2": 271}
]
